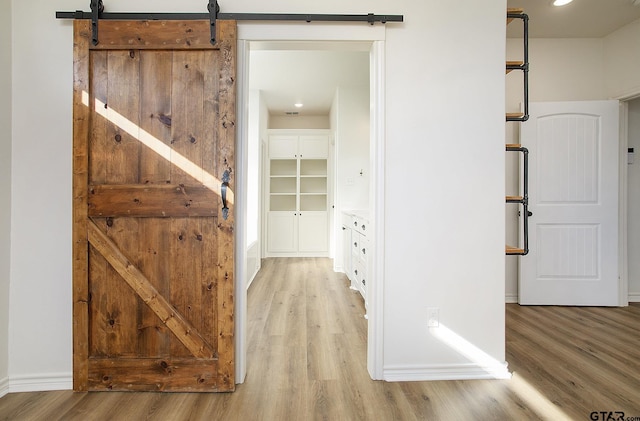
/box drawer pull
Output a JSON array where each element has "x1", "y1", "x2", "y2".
[
  {"x1": 361, "y1": 224, "x2": 366, "y2": 230},
  {"x1": 362, "y1": 279, "x2": 366, "y2": 286},
  {"x1": 354, "y1": 221, "x2": 358, "y2": 226},
  {"x1": 362, "y1": 248, "x2": 366, "y2": 255},
  {"x1": 354, "y1": 242, "x2": 358, "y2": 248}
]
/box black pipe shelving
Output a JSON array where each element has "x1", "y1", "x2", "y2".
[{"x1": 506, "y1": 9, "x2": 530, "y2": 256}]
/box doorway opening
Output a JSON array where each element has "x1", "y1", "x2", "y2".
[{"x1": 235, "y1": 25, "x2": 386, "y2": 383}]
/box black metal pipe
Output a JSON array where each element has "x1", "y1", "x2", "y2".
[
  {"x1": 521, "y1": 147, "x2": 529, "y2": 255},
  {"x1": 505, "y1": 145, "x2": 530, "y2": 256},
  {"x1": 506, "y1": 13, "x2": 529, "y2": 123},
  {"x1": 522, "y1": 13, "x2": 529, "y2": 122},
  {"x1": 56, "y1": 11, "x2": 403, "y2": 23}
]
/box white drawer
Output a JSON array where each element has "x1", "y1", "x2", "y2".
[
  {"x1": 359, "y1": 236, "x2": 369, "y2": 263},
  {"x1": 352, "y1": 215, "x2": 368, "y2": 236},
  {"x1": 351, "y1": 231, "x2": 362, "y2": 257}
]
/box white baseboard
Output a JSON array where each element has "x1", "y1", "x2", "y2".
[
  {"x1": 505, "y1": 294, "x2": 518, "y2": 304},
  {"x1": 629, "y1": 293, "x2": 640, "y2": 303},
  {"x1": 383, "y1": 363, "x2": 511, "y2": 382},
  {"x1": 508, "y1": 294, "x2": 640, "y2": 304},
  {"x1": 0, "y1": 376, "x2": 8, "y2": 398},
  {"x1": 9, "y1": 373, "x2": 72, "y2": 393}
]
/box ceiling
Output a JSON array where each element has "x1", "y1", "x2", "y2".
[
  {"x1": 507, "y1": 0, "x2": 640, "y2": 38},
  {"x1": 249, "y1": 43, "x2": 369, "y2": 116},
  {"x1": 252, "y1": 2, "x2": 640, "y2": 117}
]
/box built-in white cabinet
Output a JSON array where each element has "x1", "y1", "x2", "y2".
[
  {"x1": 342, "y1": 211, "x2": 370, "y2": 304},
  {"x1": 266, "y1": 131, "x2": 330, "y2": 256}
]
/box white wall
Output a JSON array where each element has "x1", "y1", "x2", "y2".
[
  {"x1": 604, "y1": 19, "x2": 640, "y2": 100},
  {"x1": 335, "y1": 86, "x2": 370, "y2": 212},
  {"x1": 9, "y1": 0, "x2": 508, "y2": 387},
  {"x1": 604, "y1": 19, "x2": 640, "y2": 301},
  {"x1": 382, "y1": 1, "x2": 506, "y2": 374},
  {"x1": 505, "y1": 38, "x2": 607, "y2": 300},
  {"x1": 0, "y1": 0, "x2": 11, "y2": 396},
  {"x1": 269, "y1": 115, "x2": 330, "y2": 129},
  {"x1": 9, "y1": 0, "x2": 74, "y2": 389},
  {"x1": 333, "y1": 86, "x2": 370, "y2": 271}
]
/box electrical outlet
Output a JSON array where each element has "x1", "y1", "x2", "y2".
[{"x1": 427, "y1": 307, "x2": 439, "y2": 328}]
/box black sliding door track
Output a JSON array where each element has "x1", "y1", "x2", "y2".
[{"x1": 56, "y1": 0, "x2": 403, "y2": 45}]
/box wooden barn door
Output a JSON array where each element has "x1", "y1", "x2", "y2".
[{"x1": 72, "y1": 19, "x2": 236, "y2": 392}]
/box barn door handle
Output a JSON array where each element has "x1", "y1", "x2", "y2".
[{"x1": 221, "y1": 170, "x2": 230, "y2": 220}]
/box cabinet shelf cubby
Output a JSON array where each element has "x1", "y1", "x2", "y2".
[
  {"x1": 300, "y1": 177, "x2": 327, "y2": 194},
  {"x1": 300, "y1": 159, "x2": 327, "y2": 176},
  {"x1": 270, "y1": 177, "x2": 297, "y2": 194},
  {"x1": 270, "y1": 159, "x2": 297, "y2": 176}
]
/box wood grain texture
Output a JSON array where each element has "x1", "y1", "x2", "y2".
[
  {"x1": 87, "y1": 220, "x2": 215, "y2": 360},
  {"x1": 8, "y1": 258, "x2": 640, "y2": 419},
  {"x1": 88, "y1": 358, "x2": 221, "y2": 392},
  {"x1": 91, "y1": 21, "x2": 218, "y2": 50},
  {"x1": 88, "y1": 184, "x2": 219, "y2": 217},
  {"x1": 213, "y1": 20, "x2": 236, "y2": 391},
  {"x1": 72, "y1": 19, "x2": 92, "y2": 392},
  {"x1": 74, "y1": 20, "x2": 236, "y2": 392}
]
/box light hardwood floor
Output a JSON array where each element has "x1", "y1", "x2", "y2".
[{"x1": 1, "y1": 257, "x2": 640, "y2": 420}]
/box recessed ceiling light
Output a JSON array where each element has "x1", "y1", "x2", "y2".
[
  {"x1": 294, "y1": 103, "x2": 304, "y2": 108},
  {"x1": 552, "y1": 0, "x2": 573, "y2": 6}
]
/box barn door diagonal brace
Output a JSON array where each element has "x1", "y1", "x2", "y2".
[{"x1": 56, "y1": 1, "x2": 403, "y2": 45}]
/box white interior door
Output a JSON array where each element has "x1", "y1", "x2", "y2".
[{"x1": 519, "y1": 101, "x2": 620, "y2": 306}]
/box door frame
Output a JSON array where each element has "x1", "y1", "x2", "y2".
[
  {"x1": 235, "y1": 23, "x2": 387, "y2": 382},
  {"x1": 611, "y1": 90, "x2": 640, "y2": 305}
]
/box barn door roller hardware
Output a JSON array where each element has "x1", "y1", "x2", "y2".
[{"x1": 56, "y1": 0, "x2": 404, "y2": 46}]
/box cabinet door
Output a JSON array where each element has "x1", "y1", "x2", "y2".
[
  {"x1": 299, "y1": 135, "x2": 328, "y2": 158},
  {"x1": 269, "y1": 136, "x2": 298, "y2": 158},
  {"x1": 298, "y1": 212, "x2": 328, "y2": 252},
  {"x1": 268, "y1": 212, "x2": 297, "y2": 252}
]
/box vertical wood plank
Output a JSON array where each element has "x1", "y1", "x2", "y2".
[
  {"x1": 106, "y1": 50, "x2": 140, "y2": 185},
  {"x1": 201, "y1": 49, "x2": 220, "y2": 352},
  {"x1": 200, "y1": 217, "x2": 218, "y2": 349},
  {"x1": 72, "y1": 20, "x2": 91, "y2": 392},
  {"x1": 89, "y1": 50, "x2": 108, "y2": 184},
  {"x1": 169, "y1": 218, "x2": 195, "y2": 357},
  {"x1": 88, "y1": 222, "x2": 109, "y2": 357},
  {"x1": 215, "y1": 20, "x2": 237, "y2": 390},
  {"x1": 138, "y1": 50, "x2": 173, "y2": 357},
  {"x1": 87, "y1": 49, "x2": 109, "y2": 359},
  {"x1": 139, "y1": 50, "x2": 172, "y2": 185},
  {"x1": 170, "y1": 51, "x2": 206, "y2": 184},
  {"x1": 168, "y1": 50, "x2": 207, "y2": 358},
  {"x1": 104, "y1": 50, "x2": 141, "y2": 356},
  {"x1": 136, "y1": 218, "x2": 171, "y2": 357}
]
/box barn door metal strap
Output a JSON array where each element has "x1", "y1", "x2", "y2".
[{"x1": 56, "y1": 0, "x2": 404, "y2": 45}]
